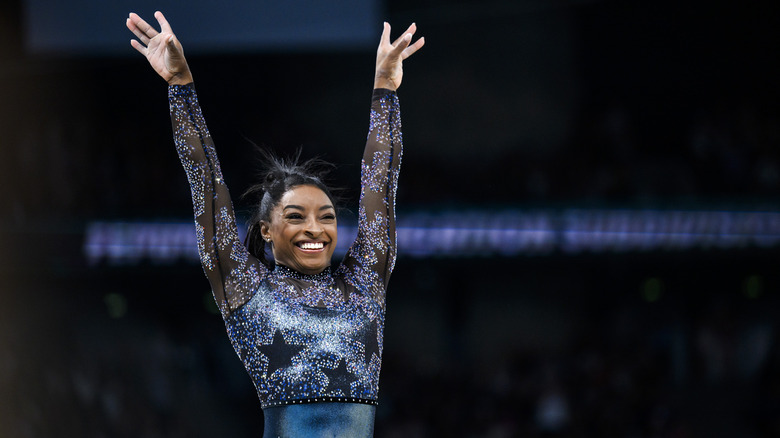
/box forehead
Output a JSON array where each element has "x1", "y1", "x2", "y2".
[{"x1": 278, "y1": 185, "x2": 333, "y2": 208}]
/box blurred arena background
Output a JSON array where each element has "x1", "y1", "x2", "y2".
[{"x1": 1, "y1": 1, "x2": 779, "y2": 436}]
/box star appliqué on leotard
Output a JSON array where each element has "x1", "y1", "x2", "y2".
[
  {"x1": 258, "y1": 329, "x2": 305, "y2": 377},
  {"x1": 322, "y1": 359, "x2": 357, "y2": 394}
]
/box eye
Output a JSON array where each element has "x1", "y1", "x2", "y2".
[
  {"x1": 321, "y1": 214, "x2": 336, "y2": 222},
  {"x1": 285, "y1": 213, "x2": 304, "y2": 221}
]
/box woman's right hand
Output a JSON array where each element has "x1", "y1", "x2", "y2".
[{"x1": 126, "y1": 11, "x2": 193, "y2": 85}]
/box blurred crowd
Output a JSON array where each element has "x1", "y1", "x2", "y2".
[{"x1": 377, "y1": 294, "x2": 780, "y2": 437}]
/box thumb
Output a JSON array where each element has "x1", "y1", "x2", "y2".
[{"x1": 165, "y1": 35, "x2": 183, "y2": 56}]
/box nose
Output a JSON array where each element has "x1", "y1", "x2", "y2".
[{"x1": 304, "y1": 217, "x2": 323, "y2": 236}]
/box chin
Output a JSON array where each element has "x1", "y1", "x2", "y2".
[{"x1": 298, "y1": 260, "x2": 330, "y2": 274}]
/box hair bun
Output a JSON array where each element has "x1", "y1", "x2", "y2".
[{"x1": 262, "y1": 170, "x2": 284, "y2": 191}]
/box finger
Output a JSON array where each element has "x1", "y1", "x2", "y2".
[
  {"x1": 126, "y1": 18, "x2": 151, "y2": 45},
  {"x1": 392, "y1": 23, "x2": 417, "y2": 46},
  {"x1": 128, "y1": 12, "x2": 159, "y2": 40},
  {"x1": 390, "y1": 33, "x2": 412, "y2": 56},
  {"x1": 380, "y1": 22, "x2": 391, "y2": 46},
  {"x1": 155, "y1": 11, "x2": 173, "y2": 35},
  {"x1": 129, "y1": 39, "x2": 148, "y2": 56},
  {"x1": 401, "y1": 36, "x2": 425, "y2": 60}
]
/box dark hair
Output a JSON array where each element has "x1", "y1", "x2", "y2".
[{"x1": 242, "y1": 148, "x2": 338, "y2": 267}]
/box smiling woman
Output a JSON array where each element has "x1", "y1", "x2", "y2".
[
  {"x1": 126, "y1": 10, "x2": 423, "y2": 437},
  {"x1": 259, "y1": 179, "x2": 339, "y2": 275},
  {"x1": 240, "y1": 151, "x2": 341, "y2": 273}
]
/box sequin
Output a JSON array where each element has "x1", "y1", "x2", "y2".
[
  {"x1": 169, "y1": 84, "x2": 402, "y2": 410},
  {"x1": 216, "y1": 207, "x2": 238, "y2": 251},
  {"x1": 194, "y1": 222, "x2": 212, "y2": 270},
  {"x1": 363, "y1": 150, "x2": 392, "y2": 194}
]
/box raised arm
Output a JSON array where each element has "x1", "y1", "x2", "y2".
[
  {"x1": 127, "y1": 12, "x2": 264, "y2": 315},
  {"x1": 343, "y1": 23, "x2": 423, "y2": 301}
]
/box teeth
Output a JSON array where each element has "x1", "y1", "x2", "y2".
[{"x1": 299, "y1": 242, "x2": 324, "y2": 250}]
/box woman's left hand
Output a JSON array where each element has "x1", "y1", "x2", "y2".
[
  {"x1": 374, "y1": 22, "x2": 425, "y2": 91},
  {"x1": 126, "y1": 11, "x2": 193, "y2": 85}
]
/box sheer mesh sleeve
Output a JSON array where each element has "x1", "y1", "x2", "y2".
[
  {"x1": 169, "y1": 83, "x2": 265, "y2": 316},
  {"x1": 341, "y1": 89, "x2": 402, "y2": 307}
]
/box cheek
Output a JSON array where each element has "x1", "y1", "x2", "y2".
[
  {"x1": 280, "y1": 224, "x2": 299, "y2": 240},
  {"x1": 329, "y1": 224, "x2": 339, "y2": 245},
  {"x1": 270, "y1": 221, "x2": 292, "y2": 242}
]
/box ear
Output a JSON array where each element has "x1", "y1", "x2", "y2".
[{"x1": 259, "y1": 221, "x2": 272, "y2": 243}]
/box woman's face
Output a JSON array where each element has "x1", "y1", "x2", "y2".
[{"x1": 261, "y1": 185, "x2": 337, "y2": 275}]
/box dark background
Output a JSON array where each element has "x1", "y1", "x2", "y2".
[{"x1": 1, "y1": 1, "x2": 780, "y2": 437}]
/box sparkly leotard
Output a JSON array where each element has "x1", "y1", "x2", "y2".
[{"x1": 169, "y1": 84, "x2": 401, "y2": 436}]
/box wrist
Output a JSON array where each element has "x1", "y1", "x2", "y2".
[
  {"x1": 168, "y1": 70, "x2": 194, "y2": 86},
  {"x1": 373, "y1": 76, "x2": 398, "y2": 91}
]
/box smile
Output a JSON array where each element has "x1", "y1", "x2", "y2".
[{"x1": 296, "y1": 241, "x2": 326, "y2": 251}]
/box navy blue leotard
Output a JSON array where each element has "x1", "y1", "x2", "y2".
[{"x1": 169, "y1": 84, "x2": 402, "y2": 436}]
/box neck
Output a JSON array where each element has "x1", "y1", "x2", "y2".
[{"x1": 274, "y1": 263, "x2": 331, "y2": 278}]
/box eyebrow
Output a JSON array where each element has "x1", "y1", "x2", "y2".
[{"x1": 283, "y1": 205, "x2": 335, "y2": 211}]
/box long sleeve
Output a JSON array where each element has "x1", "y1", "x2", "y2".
[
  {"x1": 340, "y1": 88, "x2": 402, "y2": 308},
  {"x1": 169, "y1": 84, "x2": 265, "y2": 315}
]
